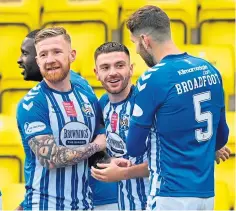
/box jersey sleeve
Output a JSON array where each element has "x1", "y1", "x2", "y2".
[
  {"x1": 215, "y1": 107, "x2": 229, "y2": 150},
  {"x1": 91, "y1": 96, "x2": 105, "y2": 136},
  {"x1": 131, "y1": 70, "x2": 169, "y2": 127},
  {"x1": 98, "y1": 93, "x2": 109, "y2": 111},
  {"x1": 16, "y1": 96, "x2": 53, "y2": 142}
]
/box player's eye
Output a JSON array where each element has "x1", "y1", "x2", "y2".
[
  {"x1": 39, "y1": 54, "x2": 46, "y2": 58},
  {"x1": 101, "y1": 66, "x2": 109, "y2": 71},
  {"x1": 117, "y1": 64, "x2": 124, "y2": 68},
  {"x1": 55, "y1": 50, "x2": 61, "y2": 54}
]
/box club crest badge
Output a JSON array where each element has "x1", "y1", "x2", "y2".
[
  {"x1": 81, "y1": 103, "x2": 94, "y2": 117},
  {"x1": 120, "y1": 114, "x2": 129, "y2": 131}
]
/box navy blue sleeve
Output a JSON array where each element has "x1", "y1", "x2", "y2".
[
  {"x1": 89, "y1": 95, "x2": 105, "y2": 136},
  {"x1": 210, "y1": 68, "x2": 229, "y2": 150},
  {"x1": 126, "y1": 121, "x2": 149, "y2": 157},
  {"x1": 215, "y1": 107, "x2": 229, "y2": 150}
]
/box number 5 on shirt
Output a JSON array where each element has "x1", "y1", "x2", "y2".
[{"x1": 193, "y1": 91, "x2": 213, "y2": 142}]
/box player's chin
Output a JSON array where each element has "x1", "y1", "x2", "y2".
[
  {"x1": 106, "y1": 84, "x2": 124, "y2": 94},
  {"x1": 108, "y1": 87, "x2": 124, "y2": 94}
]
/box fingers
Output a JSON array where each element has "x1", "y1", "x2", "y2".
[
  {"x1": 220, "y1": 155, "x2": 227, "y2": 162},
  {"x1": 215, "y1": 157, "x2": 220, "y2": 164},
  {"x1": 91, "y1": 166, "x2": 107, "y2": 182},
  {"x1": 91, "y1": 172, "x2": 107, "y2": 181},
  {"x1": 224, "y1": 146, "x2": 231, "y2": 155},
  {"x1": 222, "y1": 151, "x2": 230, "y2": 160},
  {"x1": 113, "y1": 158, "x2": 132, "y2": 167},
  {"x1": 97, "y1": 163, "x2": 110, "y2": 168},
  {"x1": 91, "y1": 166, "x2": 104, "y2": 175}
]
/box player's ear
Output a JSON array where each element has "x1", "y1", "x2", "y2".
[
  {"x1": 130, "y1": 63, "x2": 134, "y2": 77},
  {"x1": 69, "y1": 49, "x2": 76, "y2": 63},
  {"x1": 94, "y1": 67, "x2": 100, "y2": 81},
  {"x1": 140, "y1": 34, "x2": 150, "y2": 50}
]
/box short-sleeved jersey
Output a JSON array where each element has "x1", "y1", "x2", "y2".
[
  {"x1": 131, "y1": 53, "x2": 224, "y2": 197},
  {"x1": 100, "y1": 86, "x2": 149, "y2": 210},
  {"x1": 17, "y1": 80, "x2": 104, "y2": 210}
]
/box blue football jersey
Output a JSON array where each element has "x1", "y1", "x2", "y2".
[
  {"x1": 131, "y1": 53, "x2": 225, "y2": 197},
  {"x1": 100, "y1": 86, "x2": 149, "y2": 210},
  {"x1": 70, "y1": 70, "x2": 94, "y2": 94},
  {"x1": 17, "y1": 80, "x2": 104, "y2": 210}
]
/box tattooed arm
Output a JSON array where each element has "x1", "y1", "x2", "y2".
[{"x1": 28, "y1": 134, "x2": 106, "y2": 169}]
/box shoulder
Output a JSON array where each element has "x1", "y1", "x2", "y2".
[
  {"x1": 73, "y1": 84, "x2": 98, "y2": 104},
  {"x1": 137, "y1": 62, "x2": 169, "y2": 88},
  {"x1": 99, "y1": 93, "x2": 109, "y2": 110},
  {"x1": 70, "y1": 70, "x2": 94, "y2": 94},
  {"x1": 17, "y1": 82, "x2": 47, "y2": 117}
]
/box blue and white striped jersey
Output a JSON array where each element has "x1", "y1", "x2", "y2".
[
  {"x1": 17, "y1": 80, "x2": 104, "y2": 210},
  {"x1": 99, "y1": 86, "x2": 149, "y2": 210}
]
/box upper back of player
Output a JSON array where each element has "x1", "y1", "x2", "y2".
[
  {"x1": 152, "y1": 53, "x2": 224, "y2": 136},
  {"x1": 133, "y1": 52, "x2": 224, "y2": 195}
]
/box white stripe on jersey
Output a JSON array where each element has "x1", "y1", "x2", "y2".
[
  {"x1": 47, "y1": 169, "x2": 57, "y2": 208},
  {"x1": 149, "y1": 128, "x2": 161, "y2": 196},
  {"x1": 31, "y1": 162, "x2": 43, "y2": 209},
  {"x1": 130, "y1": 157, "x2": 143, "y2": 209}
]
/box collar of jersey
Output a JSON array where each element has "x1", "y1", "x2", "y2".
[
  {"x1": 110, "y1": 85, "x2": 135, "y2": 107},
  {"x1": 160, "y1": 52, "x2": 188, "y2": 62},
  {"x1": 41, "y1": 80, "x2": 74, "y2": 95}
]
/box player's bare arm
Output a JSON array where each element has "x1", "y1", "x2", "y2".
[{"x1": 29, "y1": 134, "x2": 106, "y2": 169}]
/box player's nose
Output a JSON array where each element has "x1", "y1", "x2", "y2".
[
  {"x1": 108, "y1": 67, "x2": 117, "y2": 76},
  {"x1": 17, "y1": 56, "x2": 23, "y2": 65},
  {"x1": 46, "y1": 54, "x2": 56, "y2": 64}
]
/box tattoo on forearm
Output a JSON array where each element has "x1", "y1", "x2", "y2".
[{"x1": 29, "y1": 135, "x2": 101, "y2": 169}]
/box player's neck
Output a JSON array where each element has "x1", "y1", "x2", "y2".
[
  {"x1": 44, "y1": 73, "x2": 72, "y2": 92},
  {"x1": 154, "y1": 40, "x2": 182, "y2": 64},
  {"x1": 108, "y1": 83, "x2": 132, "y2": 104}
]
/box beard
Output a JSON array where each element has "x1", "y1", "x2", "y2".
[
  {"x1": 139, "y1": 42, "x2": 156, "y2": 68},
  {"x1": 41, "y1": 64, "x2": 70, "y2": 83},
  {"x1": 24, "y1": 66, "x2": 43, "y2": 82},
  {"x1": 102, "y1": 74, "x2": 131, "y2": 95}
]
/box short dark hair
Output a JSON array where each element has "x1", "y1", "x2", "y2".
[
  {"x1": 26, "y1": 29, "x2": 41, "y2": 39},
  {"x1": 35, "y1": 27, "x2": 71, "y2": 45},
  {"x1": 126, "y1": 5, "x2": 171, "y2": 42},
  {"x1": 94, "y1": 42, "x2": 130, "y2": 61}
]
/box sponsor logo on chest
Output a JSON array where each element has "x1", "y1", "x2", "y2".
[
  {"x1": 107, "y1": 132, "x2": 127, "y2": 157},
  {"x1": 60, "y1": 122, "x2": 91, "y2": 147}
]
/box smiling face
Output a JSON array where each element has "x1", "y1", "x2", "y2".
[
  {"x1": 35, "y1": 35, "x2": 76, "y2": 83},
  {"x1": 95, "y1": 51, "x2": 133, "y2": 94},
  {"x1": 17, "y1": 37, "x2": 43, "y2": 81}
]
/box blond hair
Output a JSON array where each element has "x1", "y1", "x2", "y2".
[{"x1": 35, "y1": 27, "x2": 71, "y2": 45}]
